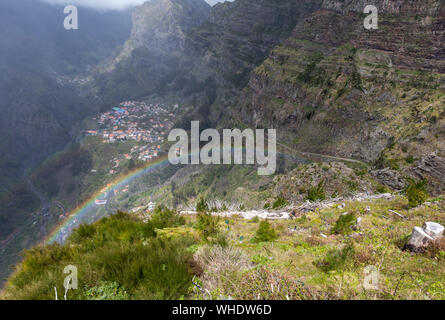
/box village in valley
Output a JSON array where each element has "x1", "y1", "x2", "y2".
[{"x1": 84, "y1": 100, "x2": 177, "y2": 164}]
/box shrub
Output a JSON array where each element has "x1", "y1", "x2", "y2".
[
  {"x1": 405, "y1": 179, "x2": 428, "y2": 208},
  {"x1": 331, "y1": 212, "x2": 357, "y2": 235},
  {"x1": 150, "y1": 206, "x2": 185, "y2": 229},
  {"x1": 249, "y1": 216, "x2": 260, "y2": 223},
  {"x1": 315, "y1": 242, "x2": 355, "y2": 273},
  {"x1": 405, "y1": 155, "x2": 415, "y2": 164},
  {"x1": 253, "y1": 221, "x2": 278, "y2": 243},
  {"x1": 376, "y1": 184, "x2": 390, "y2": 194},
  {"x1": 195, "y1": 212, "x2": 221, "y2": 241},
  {"x1": 4, "y1": 212, "x2": 196, "y2": 300},
  {"x1": 306, "y1": 181, "x2": 326, "y2": 202},
  {"x1": 196, "y1": 197, "x2": 209, "y2": 213},
  {"x1": 251, "y1": 254, "x2": 270, "y2": 265},
  {"x1": 272, "y1": 196, "x2": 288, "y2": 209}
]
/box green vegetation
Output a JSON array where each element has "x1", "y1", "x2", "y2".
[
  {"x1": 405, "y1": 179, "x2": 429, "y2": 208},
  {"x1": 315, "y1": 241, "x2": 355, "y2": 273},
  {"x1": 272, "y1": 196, "x2": 288, "y2": 209},
  {"x1": 196, "y1": 197, "x2": 209, "y2": 213},
  {"x1": 306, "y1": 181, "x2": 326, "y2": 202},
  {"x1": 253, "y1": 221, "x2": 278, "y2": 243},
  {"x1": 3, "y1": 211, "x2": 196, "y2": 300},
  {"x1": 84, "y1": 282, "x2": 130, "y2": 300},
  {"x1": 3, "y1": 195, "x2": 445, "y2": 300},
  {"x1": 376, "y1": 185, "x2": 390, "y2": 194},
  {"x1": 150, "y1": 205, "x2": 185, "y2": 229},
  {"x1": 331, "y1": 212, "x2": 357, "y2": 235},
  {"x1": 195, "y1": 212, "x2": 223, "y2": 244}
]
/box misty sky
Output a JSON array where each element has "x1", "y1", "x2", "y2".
[{"x1": 40, "y1": 0, "x2": 230, "y2": 11}]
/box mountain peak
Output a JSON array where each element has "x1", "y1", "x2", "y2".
[{"x1": 126, "y1": 0, "x2": 210, "y2": 55}]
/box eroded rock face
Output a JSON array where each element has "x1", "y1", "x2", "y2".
[
  {"x1": 408, "y1": 152, "x2": 445, "y2": 195},
  {"x1": 371, "y1": 168, "x2": 407, "y2": 191}
]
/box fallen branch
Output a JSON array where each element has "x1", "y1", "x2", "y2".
[{"x1": 389, "y1": 209, "x2": 407, "y2": 220}]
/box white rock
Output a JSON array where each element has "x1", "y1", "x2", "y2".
[
  {"x1": 407, "y1": 227, "x2": 434, "y2": 252},
  {"x1": 422, "y1": 222, "x2": 444, "y2": 240}
]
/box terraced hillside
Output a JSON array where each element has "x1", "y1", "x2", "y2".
[{"x1": 233, "y1": 0, "x2": 445, "y2": 193}]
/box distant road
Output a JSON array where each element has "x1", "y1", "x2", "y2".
[{"x1": 276, "y1": 142, "x2": 368, "y2": 166}]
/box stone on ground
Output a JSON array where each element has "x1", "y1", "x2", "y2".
[
  {"x1": 407, "y1": 227, "x2": 434, "y2": 253},
  {"x1": 422, "y1": 222, "x2": 444, "y2": 240}
]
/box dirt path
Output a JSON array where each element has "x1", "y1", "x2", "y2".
[{"x1": 276, "y1": 142, "x2": 367, "y2": 166}]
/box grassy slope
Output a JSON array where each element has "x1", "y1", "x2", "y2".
[{"x1": 3, "y1": 194, "x2": 444, "y2": 300}]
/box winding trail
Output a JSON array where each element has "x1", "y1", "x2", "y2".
[{"x1": 276, "y1": 141, "x2": 368, "y2": 166}]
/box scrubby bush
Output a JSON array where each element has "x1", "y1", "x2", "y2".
[
  {"x1": 405, "y1": 179, "x2": 428, "y2": 208},
  {"x1": 315, "y1": 242, "x2": 355, "y2": 273},
  {"x1": 4, "y1": 211, "x2": 196, "y2": 300},
  {"x1": 253, "y1": 221, "x2": 278, "y2": 243},
  {"x1": 376, "y1": 184, "x2": 390, "y2": 194},
  {"x1": 150, "y1": 206, "x2": 185, "y2": 229},
  {"x1": 306, "y1": 181, "x2": 326, "y2": 202},
  {"x1": 272, "y1": 196, "x2": 288, "y2": 209},
  {"x1": 331, "y1": 212, "x2": 357, "y2": 235},
  {"x1": 196, "y1": 197, "x2": 209, "y2": 213},
  {"x1": 195, "y1": 212, "x2": 221, "y2": 241}
]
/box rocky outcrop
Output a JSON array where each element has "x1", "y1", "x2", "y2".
[
  {"x1": 96, "y1": 0, "x2": 211, "y2": 105},
  {"x1": 112, "y1": 0, "x2": 211, "y2": 67},
  {"x1": 407, "y1": 222, "x2": 444, "y2": 253},
  {"x1": 408, "y1": 152, "x2": 445, "y2": 195},
  {"x1": 371, "y1": 168, "x2": 407, "y2": 191}
]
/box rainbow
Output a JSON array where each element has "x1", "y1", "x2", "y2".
[
  {"x1": 45, "y1": 154, "x2": 170, "y2": 244},
  {"x1": 44, "y1": 146, "x2": 307, "y2": 245}
]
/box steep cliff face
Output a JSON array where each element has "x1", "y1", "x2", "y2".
[
  {"x1": 233, "y1": 0, "x2": 445, "y2": 191},
  {"x1": 185, "y1": 0, "x2": 323, "y2": 124},
  {"x1": 96, "y1": 0, "x2": 211, "y2": 105},
  {"x1": 113, "y1": 0, "x2": 211, "y2": 66},
  {"x1": 97, "y1": 0, "x2": 324, "y2": 124}
]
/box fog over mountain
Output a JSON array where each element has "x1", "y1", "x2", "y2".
[{"x1": 40, "y1": 0, "x2": 229, "y2": 10}]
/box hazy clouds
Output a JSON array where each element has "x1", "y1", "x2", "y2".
[{"x1": 40, "y1": 0, "x2": 229, "y2": 11}]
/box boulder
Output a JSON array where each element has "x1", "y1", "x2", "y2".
[
  {"x1": 407, "y1": 227, "x2": 434, "y2": 253},
  {"x1": 422, "y1": 222, "x2": 444, "y2": 240}
]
